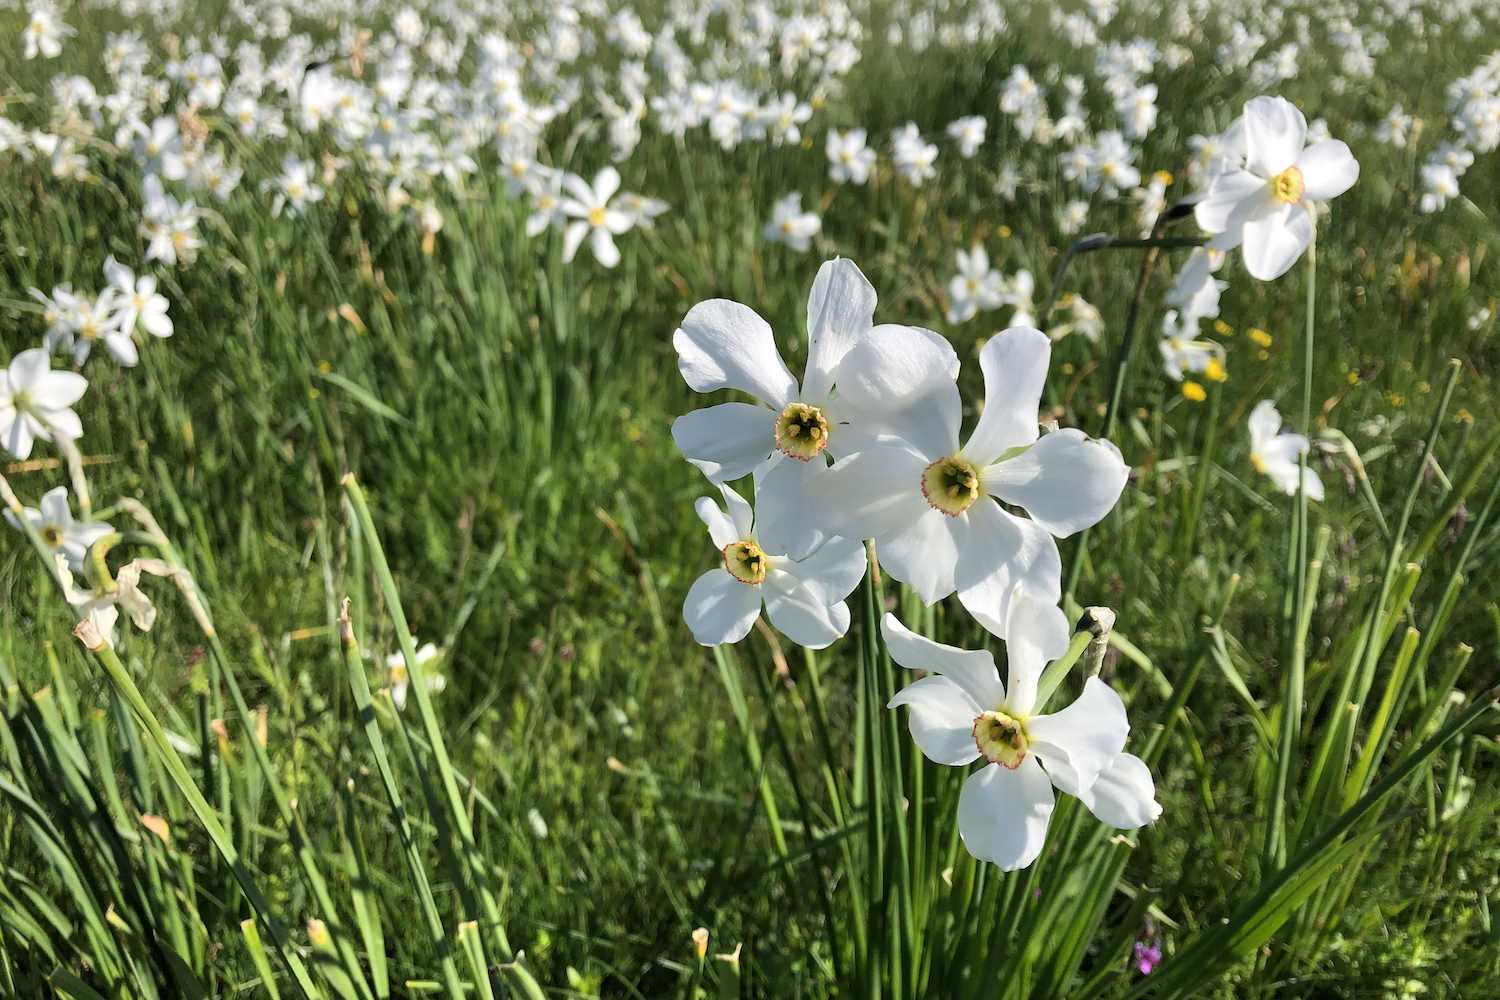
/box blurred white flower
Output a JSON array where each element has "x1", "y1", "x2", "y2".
[
  {"x1": 1248, "y1": 400, "x2": 1323, "y2": 499},
  {"x1": 385, "y1": 642, "x2": 445, "y2": 711},
  {"x1": 561, "y1": 167, "x2": 634, "y2": 267},
  {"x1": 763, "y1": 192, "x2": 820, "y2": 251},
  {"x1": 0, "y1": 348, "x2": 88, "y2": 458},
  {"x1": 263, "y1": 155, "x2": 324, "y2": 218},
  {"x1": 947, "y1": 246, "x2": 1005, "y2": 325},
  {"x1": 946, "y1": 115, "x2": 987, "y2": 158},
  {"x1": 5, "y1": 486, "x2": 113, "y2": 575},
  {"x1": 104, "y1": 256, "x2": 172, "y2": 340},
  {"x1": 23, "y1": 1, "x2": 74, "y2": 60},
  {"x1": 827, "y1": 128, "x2": 875, "y2": 184}
]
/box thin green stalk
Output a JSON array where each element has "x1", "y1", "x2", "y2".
[
  {"x1": 70, "y1": 622, "x2": 321, "y2": 1000},
  {"x1": 342, "y1": 475, "x2": 545, "y2": 1000},
  {"x1": 340, "y1": 603, "x2": 465, "y2": 1000}
]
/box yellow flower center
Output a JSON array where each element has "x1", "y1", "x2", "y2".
[
  {"x1": 921, "y1": 456, "x2": 982, "y2": 516},
  {"x1": 39, "y1": 525, "x2": 63, "y2": 548},
  {"x1": 588, "y1": 206, "x2": 607, "y2": 227},
  {"x1": 723, "y1": 540, "x2": 768, "y2": 585},
  {"x1": 1271, "y1": 165, "x2": 1305, "y2": 204},
  {"x1": 774, "y1": 402, "x2": 829, "y2": 461},
  {"x1": 1250, "y1": 453, "x2": 1267, "y2": 474},
  {"x1": 973, "y1": 710, "x2": 1028, "y2": 769}
]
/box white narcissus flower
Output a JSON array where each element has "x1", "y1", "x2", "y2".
[
  {"x1": 946, "y1": 115, "x2": 987, "y2": 158},
  {"x1": 1194, "y1": 96, "x2": 1359, "y2": 280},
  {"x1": 385, "y1": 642, "x2": 445, "y2": 711},
  {"x1": 263, "y1": 155, "x2": 324, "y2": 218},
  {"x1": 683, "y1": 484, "x2": 866, "y2": 649},
  {"x1": 104, "y1": 256, "x2": 173, "y2": 339},
  {"x1": 1166, "y1": 247, "x2": 1228, "y2": 325},
  {"x1": 1248, "y1": 400, "x2": 1324, "y2": 500},
  {"x1": 764, "y1": 192, "x2": 821, "y2": 251},
  {"x1": 0, "y1": 348, "x2": 88, "y2": 459},
  {"x1": 946, "y1": 246, "x2": 1005, "y2": 325},
  {"x1": 1004, "y1": 270, "x2": 1037, "y2": 328},
  {"x1": 561, "y1": 166, "x2": 634, "y2": 267},
  {"x1": 23, "y1": 1, "x2": 75, "y2": 60},
  {"x1": 827, "y1": 128, "x2": 876, "y2": 185},
  {"x1": 806, "y1": 326, "x2": 1128, "y2": 636},
  {"x1": 6, "y1": 486, "x2": 114, "y2": 575},
  {"x1": 884, "y1": 595, "x2": 1160, "y2": 870},
  {"x1": 1158, "y1": 313, "x2": 1221, "y2": 381},
  {"x1": 673, "y1": 259, "x2": 956, "y2": 559}
]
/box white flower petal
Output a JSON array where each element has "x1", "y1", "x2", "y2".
[
  {"x1": 1076, "y1": 752, "x2": 1161, "y2": 829},
  {"x1": 721, "y1": 483, "x2": 756, "y2": 540},
  {"x1": 1242, "y1": 95, "x2": 1306, "y2": 178},
  {"x1": 672, "y1": 403, "x2": 776, "y2": 482},
  {"x1": 590, "y1": 227, "x2": 621, "y2": 268},
  {"x1": 1194, "y1": 170, "x2": 1268, "y2": 235},
  {"x1": 674, "y1": 300, "x2": 798, "y2": 407},
  {"x1": 763, "y1": 568, "x2": 849, "y2": 648},
  {"x1": 1001, "y1": 593, "x2": 1073, "y2": 718},
  {"x1": 562, "y1": 220, "x2": 590, "y2": 262},
  {"x1": 957, "y1": 757, "x2": 1055, "y2": 870},
  {"x1": 963, "y1": 326, "x2": 1049, "y2": 467},
  {"x1": 805, "y1": 443, "x2": 930, "y2": 542},
  {"x1": 876, "y1": 506, "x2": 964, "y2": 606},
  {"x1": 984, "y1": 430, "x2": 1129, "y2": 537},
  {"x1": 8, "y1": 349, "x2": 52, "y2": 391},
  {"x1": 882, "y1": 613, "x2": 1005, "y2": 711},
  {"x1": 683, "y1": 568, "x2": 762, "y2": 647},
  {"x1": 753, "y1": 456, "x2": 829, "y2": 559},
  {"x1": 1241, "y1": 202, "x2": 1309, "y2": 280},
  {"x1": 802, "y1": 257, "x2": 877, "y2": 402},
  {"x1": 694, "y1": 496, "x2": 739, "y2": 550},
  {"x1": 954, "y1": 499, "x2": 1062, "y2": 637},
  {"x1": 1296, "y1": 140, "x2": 1359, "y2": 202},
  {"x1": 887, "y1": 675, "x2": 983, "y2": 766},
  {"x1": 1026, "y1": 677, "x2": 1130, "y2": 797},
  {"x1": 778, "y1": 534, "x2": 866, "y2": 606},
  {"x1": 833, "y1": 325, "x2": 961, "y2": 460}
]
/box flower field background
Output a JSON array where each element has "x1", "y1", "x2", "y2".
[{"x1": 1, "y1": 1, "x2": 1499, "y2": 998}]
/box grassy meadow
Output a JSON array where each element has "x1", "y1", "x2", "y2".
[{"x1": 1, "y1": 2, "x2": 1500, "y2": 998}]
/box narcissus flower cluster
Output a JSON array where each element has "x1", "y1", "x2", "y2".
[{"x1": 671, "y1": 257, "x2": 1158, "y2": 868}]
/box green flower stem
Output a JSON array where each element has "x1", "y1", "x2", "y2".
[
  {"x1": 339, "y1": 605, "x2": 467, "y2": 1000},
  {"x1": 342, "y1": 474, "x2": 546, "y2": 1000},
  {"x1": 71, "y1": 622, "x2": 322, "y2": 1000}
]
